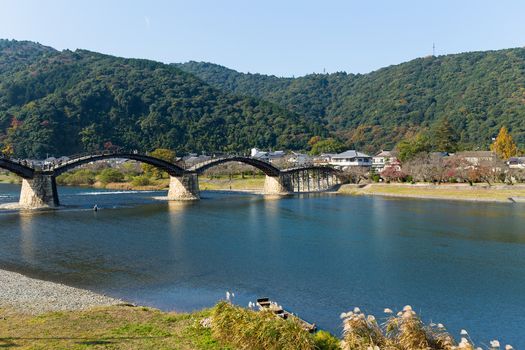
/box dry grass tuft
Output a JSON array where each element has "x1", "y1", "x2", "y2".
[
  {"x1": 211, "y1": 301, "x2": 318, "y2": 350},
  {"x1": 341, "y1": 306, "x2": 478, "y2": 350}
]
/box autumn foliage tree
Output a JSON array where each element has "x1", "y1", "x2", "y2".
[{"x1": 490, "y1": 126, "x2": 518, "y2": 160}]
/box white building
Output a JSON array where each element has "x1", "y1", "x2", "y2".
[
  {"x1": 455, "y1": 151, "x2": 496, "y2": 166},
  {"x1": 372, "y1": 150, "x2": 400, "y2": 172},
  {"x1": 250, "y1": 148, "x2": 285, "y2": 162},
  {"x1": 508, "y1": 157, "x2": 525, "y2": 169},
  {"x1": 329, "y1": 150, "x2": 372, "y2": 168}
]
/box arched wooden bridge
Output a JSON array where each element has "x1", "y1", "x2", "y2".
[{"x1": 0, "y1": 152, "x2": 344, "y2": 209}]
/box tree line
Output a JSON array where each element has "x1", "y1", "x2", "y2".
[
  {"x1": 178, "y1": 48, "x2": 525, "y2": 154},
  {"x1": 1, "y1": 39, "x2": 525, "y2": 159},
  {"x1": 0, "y1": 40, "x2": 319, "y2": 158}
]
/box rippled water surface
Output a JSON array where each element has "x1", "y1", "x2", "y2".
[{"x1": 1, "y1": 183, "x2": 525, "y2": 346}]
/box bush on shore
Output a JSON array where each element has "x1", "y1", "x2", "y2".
[
  {"x1": 97, "y1": 168, "x2": 125, "y2": 184},
  {"x1": 131, "y1": 175, "x2": 151, "y2": 186},
  {"x1": 339, "y1": 305, "x2": 510, "y2": 350},
  {"x1": 211, "y1": 301, "x2": 323, "y2": 350},
  {"x1": 211, "y1": 301, "x2": 511, "y2": 350},
  {"x1": 56, "y1": 169, "x2": 96, "y2": 186}
]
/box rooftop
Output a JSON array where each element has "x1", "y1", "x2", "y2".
[
  {"x1": 455, "y1": 151, "x2": 495, "y2": 158},
  {"x1": 332, "y1": 150, "x2": 371, "y2": 159},
  {"x1": 374, "y1": 150, "x2": 393, "y2": 157}
]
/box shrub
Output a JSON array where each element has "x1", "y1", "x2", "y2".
[
  {"x1": 98, "y1": 168, "x2": 124, "y2": 184},
  {"x1": 314, "y1": 330, "x2": 342, "y2": 350},
  {"x1": 131, "y1": 175, "x2": 151, "y2": 186},
  {"x1": 211, "y1": 301, "x2": 316, "y2": 350},
  {"x1": 56, "y1": 169, "x2": 96, "y2": 186}
]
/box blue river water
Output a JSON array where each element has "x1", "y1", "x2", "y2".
[{"x1": 0, "y1": 183, "x2": 524, "y2": 347}]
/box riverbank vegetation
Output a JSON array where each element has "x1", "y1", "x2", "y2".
[
  {"x1": 0, "y1": 171, "x2": 20, "y2": 184},
  {"x1": 54, "y1": 160, "x2": 267, "y2": 191},
  {"x1": 0, "y1": 302, "x2": 510, "y2": 350}
]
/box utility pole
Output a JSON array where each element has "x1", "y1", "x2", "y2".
[{"x1": 432, "y1": 43, "x2": 435, "y2": 57}]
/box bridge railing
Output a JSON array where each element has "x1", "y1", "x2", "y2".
[
  {"x1": 1, "y1": 150, "x2": 338, "y2": 174},
  {"x1": 0, "y1": 153, "x2": 37, "y2": 169}
]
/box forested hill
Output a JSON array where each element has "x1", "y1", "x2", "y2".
[
  {"x1": 1, "y1": 39, "x2": 524, "y2": 159},
  {"x1": 0, "y1": 40, "x2": 320, "y2": 158},
  {"x1": 177, "y1": 48, "x2": 525, "y2": 152}
]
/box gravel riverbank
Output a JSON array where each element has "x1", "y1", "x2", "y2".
[{"x1": 0, "y1": 269, "x2": 124, "y2": 314}]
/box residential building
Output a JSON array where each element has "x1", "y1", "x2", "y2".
[
  {"x1": 329, "y1": 150, "x2": 372, "y2": 168},
  {"x1": 313, "y1": 153, "x2": 336, "y2": 165},
  {"x1": 183, "y1": 154, "x2": 212, "y2": 166},
  {"x1": 455, "y1": 151, "x2": 497, "y2": 165},
  {"x1": 287, "y1": 152, "x2": 311, "y2": 166},
  {"x1": 372, "y1": 150, "x2": 400, "y2": 172},
  {"x1": 250, "y1": 148, "x2": 285, "y2": 162},
  {"x1": 508, "y1": 157, "x2": 525, "y2": 169}
]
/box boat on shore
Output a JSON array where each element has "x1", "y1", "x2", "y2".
[{"x1": 256, "y1": 297, "x2": 317, "y2": 333}]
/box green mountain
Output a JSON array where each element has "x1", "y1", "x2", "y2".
[
  {"x1": 1, "y1": 39, "x2": 524, "y2": 158},
  {"x1": 0, "y1": 39, "x2": 319, "y2": 158},
  {"x1": 177, "y1": 48, "x2": 525, "y2": 152}
]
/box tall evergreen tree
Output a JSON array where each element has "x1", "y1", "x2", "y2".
[{"x1": 432, "y1": 117, "x2": 458, "y2": 153}]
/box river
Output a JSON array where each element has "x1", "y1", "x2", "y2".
[{"x1": 1, "y1": 183, "x2": 524, "y2": 347}]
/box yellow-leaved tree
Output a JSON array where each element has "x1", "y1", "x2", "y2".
[
  {"x1": 490, "y1": 126, "x2": 518, "y2": 160},
  {"x1": 1, "y1": 143, "x2": 14, "y2": 156}
]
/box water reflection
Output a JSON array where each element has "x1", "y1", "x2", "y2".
[{"x1": 19, "y1": 212, "x2": 36, "y2": 264}]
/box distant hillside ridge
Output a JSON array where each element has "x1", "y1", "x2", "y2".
[
  {"x1": 177, "y1": 48, "x2": 525, "y2": 152},
  {"x1": 0, "y1": 39, "x2": 321, "y2": 158}
]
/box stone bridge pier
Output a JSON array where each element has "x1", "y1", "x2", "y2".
[
  {"x1": 167, "y1": 174, "x2": 200, "y2": 200},
  {"x1": 263, "y1": 169, "x2": 341, "y2": 195},
  {"x1": 19, "y1": 173, "x2": 59, "y2": 208},
  {"x1": 263, "y1": 175, "x2": 292, "y2": 195}
]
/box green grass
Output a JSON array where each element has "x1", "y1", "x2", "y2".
[
  {"x1": 0, "y1": 305, "x2": 224, "y2": 350},
  {"x1": 199, "y1": 175, "x2": 265, "y2": 191},
  {"x1": 0, "y1": 303, "x2": 342, "y2": 350},
  {"x1": 339, "y1": 183, "x2": 525, "y2": 202}
]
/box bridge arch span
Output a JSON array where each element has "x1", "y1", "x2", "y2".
[
  {"x1": 189, "y1": 156, "x2": 280, "y2": 177},
  {"x1": 281, "y1": 165, "x2": 342, "y2": 176},
  {"x1": 0, "y1": 158, "x2": 34, "y2": 179},
  {"x1": 52, "y1": 153, "x2": 186, "y2": 177}
]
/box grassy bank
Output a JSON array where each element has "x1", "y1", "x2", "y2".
[
  {"x1": 338, "y1": 183, "x2": 525, "y2": 202},
  {"x1": 0, "y1": 305, "x2": 222, "y2": 350},
  {"x1": 0, "y1": 302, "x2": 505, "y2": 350},
  {"x1": 0, "y1": 173, "x2": 20, "y2": 184},
  {"x1": 0, "y1": 303, "x2": 333, "y2": 350},
  {"x1": 199, "y1": 175, "x2": 265, "y2": 191}
]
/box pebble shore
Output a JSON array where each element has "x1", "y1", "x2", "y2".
[{"x1": 0, "y1": 269, "x2": 124, "y2": 314}]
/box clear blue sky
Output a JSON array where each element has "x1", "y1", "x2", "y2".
[{"x1": 1, "y1": 0, "x2": 524, "y2": 77}]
